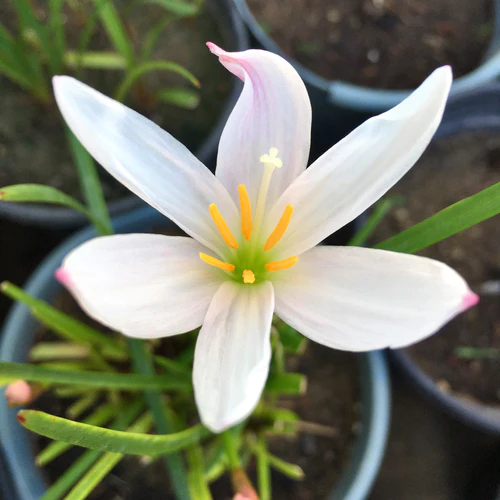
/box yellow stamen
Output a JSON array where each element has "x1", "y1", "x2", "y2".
[
  {"x1": 264, "y1": 204, "x2": 294, "y2": 251},
  {"x1": 199, "y1": 253, "x2": 235, "y2": 272},
  {"x1": 238, "y1": 185, "x2": 252, "y2": 241},
  {"x1": 265, "y1": 256, "x2": 298, "y2": 273},
  {"x1": 242, "y1": 270, "x2": 256, "y2": 284},
  {"x1": 209, "y1": 203, "x2": 238, "y2": 249}
]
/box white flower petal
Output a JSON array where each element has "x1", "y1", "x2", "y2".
[
  {"x1": 53, "y1": 76, "x2": 238, "y2": 255},
  {"x1": 193, "y1": 280, "x2": 274, "y2": 432},
  {"x1": 266, "y1": 66, "x2": 452, "y2": 257},
  {"x1": 273, "y1": 246, "x2": 477, "y2": 351},
  {"x1": 208, "y1": 43, "x2": 312, "y2": 208},
  {"x1": 57, "y1": 234, "x2": 223, "y2": 338}
]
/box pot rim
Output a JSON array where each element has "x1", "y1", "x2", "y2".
[
  {"x1": 0, "y1": 0, "x2": 249, "y2": 229},
  {"x1": 0, "y1": 205, "x2": 390, "y2": 500},
  {"x1": 232, "y1": 0, "x2": 500, "y2": 113}
]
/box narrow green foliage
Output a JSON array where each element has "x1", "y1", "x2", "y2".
[
  {"x1": 255, "y1": 435, "x2": 271, "y2": 500},
  {"x1": 64, "y1": 50, "x2": 127, "y2": 69},
  {"x1": 0, "y1": 361, "x2": 190, "y2": 391},
  {"x1": 348, "y1": 197, "x2": 403, "y2": 247},
  {"x1": 18, "y1": 409, "x2": 209, "y2": 455},
  {"x1": 63, "y1": 413, "x2": 153, "y2": 500},
  {"x1": 274, "y1": 321, "x2": 307, "y2": 354},
  {"x1": 266, "y1": 373, "x2": 307, "y2": 395},
  {"x1": 454, "y1": 346, "x2": 500, "y2": 359},
  {"x1": 1, "y1": 281, "x2": 126, "y2": 360},
  {"x1": 36, "y1": 403, "x2": 117, "y2": 466},
  {"x1": 29, "y1": 342, "x2": 90, "y2": 361},
  {"x1": 40, "y1": 400, "x2": 145, "y2": 500},
  {"x1": 140, "y1": 0, "x2": 201, "y2": 16},
  {"x1": 158, "y1": 87, "x2": 200, "y2": 109},
  {"x1": 187, "y1": 445, "x2": 213, "y2": 500},
  {"x1": 66, "y1": 129, "x2": 113, "y2": 235},
  {"x1": 375, "y1": 181, "x2": 500, "y2": 254}
]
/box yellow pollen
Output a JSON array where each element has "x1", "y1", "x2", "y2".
[
  {"x1": 265, "y1": 256, "x2": 299, "y2": 273},
  {"x1": 199, "y1": 253, "x2": 235, "y2": 272},
  {"x1": 238, "y1": 185, "x2": 252, "y2": 241},
  {"x1": 209, "y1": 203, "x2": 238, "y2": 249},
  {"x1": 242, "y1": 270, "x2": 256, "y2": 284},
  {"x1": 260, "y1": 147, "x2": 283, "y2": 168},
  {"x1": 264, "y1": 204, "x2": 294, "y2": 251}
]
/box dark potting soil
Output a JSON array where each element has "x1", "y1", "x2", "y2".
[
  {"x1": 369, "y1": 132, "x2": 500, "y2": 407},
  {"x1": 246, "y1": 0, "x2": 493, "y2": 89},
  {"x1": 0, "y1": 1, "x2": 231, "y2": 201},
  {"x1": 30, "y1": 293, "x2": 359, "y2": 498}
]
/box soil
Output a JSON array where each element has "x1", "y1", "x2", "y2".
[
  {"x1": 369, "y1": 132, "x2": 500, "y2": 407},
  {"x1": 0, "y1": 1, "x2": 232, "y2": 201},
  {"x1": 247, "y1": 0, "x2": 493, "y2": 89}
]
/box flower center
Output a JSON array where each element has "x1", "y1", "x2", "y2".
[{"x1": 199, "y1": 148, "x2": 298, "y2": 284}]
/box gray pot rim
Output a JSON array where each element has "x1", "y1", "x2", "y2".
[
  {"x1": 0, "y1": 0, "x2": 249, "y2": 229},
  {"x1": 0, "y1": 206, "x2": 390, "y2": 500},
  {"x1": 232, "y1": 0, "x2": 500, "y2": 113}
]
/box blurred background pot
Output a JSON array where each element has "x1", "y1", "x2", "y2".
[
  {"x1": 0, "y1": 0, "x2": 249, "y2": 230},
  {"x1": 0, "y1": 205, "x2": 390, "y2": 500},
  {"x1": 388, "y1": 84, "x2": 500, "y2": 435},
  {"x1": 232, "y1": 0, "x2": 500, "y2": 151}
]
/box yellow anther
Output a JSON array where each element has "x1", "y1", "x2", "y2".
[
  {"x1": 238, "y1": 184, "x2": 252, "y2": 241},
  {"x1": 265, "y1": 256, "x2": 298, "y2": 273},
  {"x1": 260, "y1": 147, "x2": 282, "y2": 168},
  {"x1": 264, "y1": 204, "x2": 294, "y2": 251},
  {"x1": 242, "y1": 270, "x2": 256, "y2": 284},
  {"x1": 209, "y1": 203, "x2": 238, "y2": 249},
  {"x1": 199, "y1": 253, "x2": 235, "y2": 272}
]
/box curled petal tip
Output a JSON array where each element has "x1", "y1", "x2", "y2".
[
  {"x1": 462, "y1": 291, "x2": 479, "y2": 311},
  {"x1": 206, "y1": 41, "x2": 223, "y2": 54},
  {"x1": 55, "y1": 267, "x2": 72, "y2": 288}
]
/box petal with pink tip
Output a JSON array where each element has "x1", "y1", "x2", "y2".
[
  {"x1": 208, "y1": 43, "x2": 312, "y2": 209},
  {"x1": 58, "y1": 234, "x2": 223, "y2": 338},
  {"x1": 193, "y1": 280, "x2": 274, "y2": 432},
  {"x1": 273, "y1": 246, "x2": 475, "y2": 351},
  {"x1": 53, "y1": 76, "x2": 238, "y2": 256},
  {"x1": 266, "y1": 66, "x2": 452, "y2": 257}
]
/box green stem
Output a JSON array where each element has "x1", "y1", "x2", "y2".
[
  {"x1": 221, "y1": 429, "x2": 241, "y2": 470},
  {"x1": 127, "y1": 338, "x2": 190, "y2": 500},
  {"x1": 256, "y1": 435, "x2": 271, "y2": 500}
]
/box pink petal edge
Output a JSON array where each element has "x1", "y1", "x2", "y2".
[
  {"x1": 461, "y1": 292, "x2": 479, "y2": 312},
  {"x1": 55, "y1": 267, "x2": 72, "y2": 288}
]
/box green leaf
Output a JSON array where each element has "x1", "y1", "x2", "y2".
[
  {"x1": 29, "y1": 342, "x2": 90, "y2": 361},
  {"x1": 348, "y1": 197, "x2": 403, "y2": 247},
  {"x1": 1, "y1": 282, "x2": 126, "y2": 360},
  {"x1": 375, "y1": 181, "x2": 500, "y2": 254},
  {"x1": 158, "y1": 87, "x2": 200, "y2": 109},
  {"x1": 454, "y1": 346, "x2": 500, "y2": 360},
  {"x1": 0, "y1": 361, "x2": 190, "y2": 391},
  {"x1": 265, "y1": 373, "x2": 307, "y2": 395},
  {"x1": 139, "y1": 0, "x2": 200, "y2": 16},
  {"x1": 66, "y1": 129, "x2": 113, "y2": 236},
  {"x1": 40, "y1": 399, "x2": 145, "y2": 500},
  {"x1": 37, "y1": 403, "x2": 117, "y2": 466},
  {"x1": 64, "y1": 50, "x2": 127, "y2": 69},
  {"x1": 154, "y1": 354, "x2": 192, "y2": 378},
  {"x1": 92, "y1": 0, "x2": 135, "y2": 67},
  {"x1": 63, "y1": 412, "x2": 153, "y2": 500},
  {"x1": 187, "y1": 445, "x2": 213, "y2": 500},
  {"x1": 115, "y1": 60, "x2": 200, "y2": 102},
  {"x1": 255, "y1": 435, "x2": 271, "y2": 500},
  {"x1": 128, "y1": 338, "x2": 191, "y2": 499},
  {"x1": 274, "y1": 321, "x2": 307, "y2": 354},
  {"x1": 18, "y1": 409, "x2": 210, "y2": 455}
]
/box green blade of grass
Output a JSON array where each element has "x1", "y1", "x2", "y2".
[
  {"x1": 1, "y1": 282, "x2": 126, "y2": 359},
  {"x1": 40, "y1": 399, "x2": 145, "y2": 500},
  {"x1": 115, "y1": 60, "x2": 200, "y2": 102},
  {"x1": 64, "y1": 50, "x2": 127, "y2": 69},
  {"x1": 0, "y1": 361, "x2": 190, "y2": 391},
  {"x1": 66, "y1": 128, "x2": 112, "y2": 236},
  {"x1": 265, "y1": 373, "x2": 307, "y2": 395},
  {"x1": 18, "y1": 409, "x2": 209, "y2": 455},
  {"x1": 158, "y1": 87, "x2": 200, "y2": 109},
  {"x1": 187, "y1": 444, "x2": 213, "y2": 500},
  {"x1": 139, "y1": 0, "x2": 199, "y2": 16},
  {"x1": 375, "y1": 181, "x2": 500, "y2": 254}
]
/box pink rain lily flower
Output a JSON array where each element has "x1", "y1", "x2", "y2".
[{"x1": 53, "y1": 43, "x2": 478, "y2": 433}]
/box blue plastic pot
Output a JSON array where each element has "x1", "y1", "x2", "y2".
[
  {"x1": 0, "y1": 206, "x2": 390, "y2": 500},
  {"x1": 389, "y1": 83, "x2": 500, "y2": 435},
  {"x1": 0, "y1": 0, "x2": 249, "y2": 230},
  {"x1": 232, "y1": 0, "x2": 500, "y2": 141}
]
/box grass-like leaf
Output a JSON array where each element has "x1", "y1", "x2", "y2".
[
  {"x1": 18, "y1": 410, "x2": 210, "y2": 455},
  {"x1": 0, "y1": 361, "x2": 191, "y2": 391},
  {"x1": 375, "y1": 181, "x2": 500, "y2": 254},
  {"x1": 265, "y1": 373, "x2": 307, "y2": 395}
]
